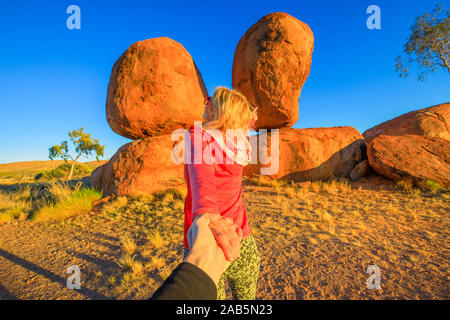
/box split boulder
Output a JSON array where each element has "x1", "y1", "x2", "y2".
[
  {"x1": 367, "y1": 134, "x2": 450, "y2": 187},
  {"x1": 244, "y1": 127, "x2": 366, "y2": 181},
  {"x1": 363, "y1": 102, "x2": 450, "y2": 142}
]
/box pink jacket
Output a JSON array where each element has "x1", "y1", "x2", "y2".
[{"x1": 182, "y1": 125, "x2": 251, "y2": 249}]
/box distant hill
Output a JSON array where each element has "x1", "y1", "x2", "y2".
[
  {"x1": 0, "y1": 160, "x2": 107, "y2": 184},
  {"x1": 0, "y1": 160, "x2": 106, "y2": 172}
]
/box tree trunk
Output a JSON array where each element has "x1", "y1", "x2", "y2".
[
  {"x1": 68, "y1": 153, "x2": 82, "y2": 180},
  {"x1": 68, "y1": 162, "x2": 76, "y2": 181}
]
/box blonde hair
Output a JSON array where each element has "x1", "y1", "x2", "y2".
[{"x1": 204, "y1": 87, "x2": 258, "y2": 131}]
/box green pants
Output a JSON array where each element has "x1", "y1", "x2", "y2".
[
  {"x1": 184, "y1": 234, "x2": 260, "y2": 300},
  {"x1": 217, "y1": 234, "x2": 260, "y2": 300}
]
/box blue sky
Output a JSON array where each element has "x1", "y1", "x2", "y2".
[{"x1": 0, "y1": 0, "x2": 449, "y2": 163}]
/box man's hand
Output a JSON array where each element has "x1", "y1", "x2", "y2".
[{"x1": 184, "y1": 214, "x2": 242, "y2": 284}]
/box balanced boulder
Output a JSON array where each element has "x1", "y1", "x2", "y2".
[
  {"x1": 367, "y1": 134, "x2": 450, "y2": 187},
  {"x1": 232, "y1": 12, "x2": 314, "y2": 129},
  {"x1": 106, "y1": 37, "x2": 208, "y2": 140},
  {"x1": 363, "y1": 102, "x2": 450, "y2": 142},
  {"x1": 243, "y1": 127, "x2": 366, "y2": 181},
  {"x1": 91, "y1": 134, "x2": 184, "y2": 196}
]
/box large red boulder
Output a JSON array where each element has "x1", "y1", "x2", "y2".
[
  {"x1": 367, "y1": 134, "x2": 450, "y2": 186},
  {"x1": 243, "y1": 127, "x2": 366, "y2": 181},
  {"x1": 363, "y1": 103, "x2": 450, "y2": 142},
  {"x1": 232, "y1": 12, "x2": 314, "y2": 129},
  {"x1": 106, "y1": 37, "x2": 208, "y2": 140},
  {"x1": 91, "y1": 134, "x2": 184, "y2": 196}
]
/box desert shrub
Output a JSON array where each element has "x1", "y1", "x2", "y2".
[
  {"x1": 395, "y1": 177, "x2": 443, "y2": 193},
  {"x1": 419, "y1": 180, "x2": 442, "y2": 193},
  {"x1": 271, "y1": 179, "x2": 285, "y2": 194},
  {"x1": 116, "y1": 253, "x2": 136, "y2": 271},
  {"x1": 118, "y1": 233, "x2": 146, "y2": 280},
  {"x1": 245, "y1": 175, "x2": 275, "y2": 187},
  {"x1": 120, "y1": 234, "x2": 137, "y2": 255},
  {"x1": 153, "y1": 188, "x2": 186, "y2": 209},
  {"x1": 147, "y1": 256, "x2": 165, "y2": 270},
  {"x1": 307, "y1": 179, "x2": 352, "y2": 194},
  {"x1": 147, "y1": 230, "x2": 164, "y2": 248},
  {"x1": 396, "y1": 177, "x2": 415, "y2": 191},
  {"x1": 102, "y1": 196, "x2": 128, "y2": 215},
  {"x1": 35, "y1": 163, "x2": 92, "y2": 181},
  {"x1": 47, "y1": 181, "x2": 81, "y2": 202},
  {"x1": 322, "y1": 180, "x2": 338, "y2": 193},
  {"x1": 245, "y1": 175, "x2": 294, "y2": 194},
  {"x1": 336, "y1": 179, "x2": 352, "y2": 193},
  {"x1": 283, "y1": 186, "x2": 297, "y2": 198},
  {"x1": 131, "y1": 261, "x2": 144, "y2": 275},
  {"x1": 31, "y1": 184, "x2": 101, "y2": 221},
  {"x1": 0, "y1": 188, "x2": 31, "y2": 223},
  {"x1": 0, "y1": 182, "x2": 102, "y2": 223},
  {"x1": 310, "y1": 181, "x2": 323, "y2": 193},
  {"x1": 160, "y1": 188, "x2": 185, "y2": 200}
]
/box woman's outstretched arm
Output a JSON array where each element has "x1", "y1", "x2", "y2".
[{"x1": 187, "y1": 161, "x2": 220, "y2": 218}]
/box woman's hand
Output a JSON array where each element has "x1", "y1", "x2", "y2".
[{"x1": 207, "y1": 215, "x2": 243, "y2": 262}]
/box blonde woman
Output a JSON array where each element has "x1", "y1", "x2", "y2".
[{"x1": 182, "y1": 87, "x2": 260, "y2": 300}]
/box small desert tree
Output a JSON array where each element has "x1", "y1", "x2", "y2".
[
  {"x1": 395, "y1": 3, "x2": 449, "y2": 81},
  {"x1": 49, "y1": 128, "x2": 104, "y2": 180}
]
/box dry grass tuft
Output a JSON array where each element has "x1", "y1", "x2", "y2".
[
  {"x1": 319, "y1": 210, "x2": 333, "y2": 223},
  {"x1": 1, "y1": 182, "x2": 101, "y2": 223},
  {"x1": 107, "y1": 276, "x2": 116, "y2": 286},
  {"x1": 0, "y1": 187, "x2": 31, "y2": 222},
  {"x1": 47, "y1": 181, "x2": 81, "y2": 202},
  {"x1": 159, "y1": 267, "x2": 172, "y2": 280},
  {"x1": 116, "y1": 253, "x2": 136, "y2": 271},
  {"x1": 32, "y1": 183, "x2": 101, "y2": 221},
  {"x1": 396, "y1": 177, "x2": 414, "y2": 192},
  {"x1": 310, "y1": 181, "x2": 322, "y2": 193},
  {"x1": 103, "y1": 196, "x2": 128, "y2": 215},
  {"x1": 147, "y1": 231, "x2": 164, "y2": 248},
  {"x1": 245, "y1": 175, "x2": 275, "y2": 187},
  {"x1": 283, "y1": 186, "x2": 297, "y2": 198},
  {"x1": 157, "y1": 188, "x2": 185, "y2": 203},
  {"x1": 131, "y1": 261, "x2": 144, "y2": 275},
  {"x1": 147, "y1": 256, "x2": 165, "y2": 270},
  {"x1": 119, "y1": 234, "x2": 137, "y2": 255}
]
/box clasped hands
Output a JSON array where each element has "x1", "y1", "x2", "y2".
[{"x1": 183, "y1": 214, "x2": 243, "y2": 284}]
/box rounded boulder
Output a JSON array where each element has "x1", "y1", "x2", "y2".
[
  {"x1": 106, "y1": 37, "x2": 208, "y2": 140},
  {"x1": 232, "y1": 12, "x2": 314, "y2": 129},
  {"x1": 91, "y1": 134, "x2": 184, "y2": 196}
]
